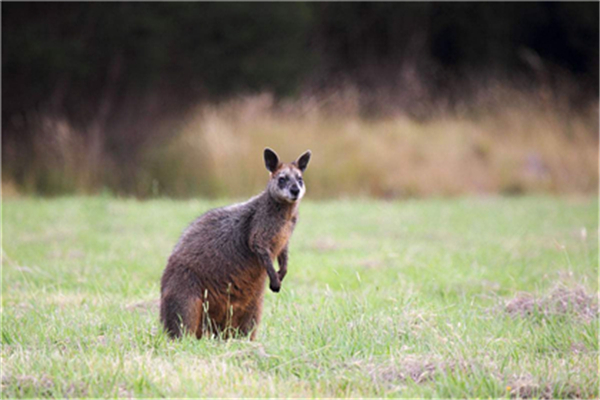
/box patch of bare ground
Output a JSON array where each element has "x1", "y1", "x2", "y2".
[{"x1": 505, "y1": 286, "x2": 598, "y2": 322}]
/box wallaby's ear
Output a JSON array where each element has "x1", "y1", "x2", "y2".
[
  {"x1": 264, "y1": 148, "x2": 280, "y2": 173},
  {"x1": 295, "y1": 150, "x2": 312, "y2": 172}
]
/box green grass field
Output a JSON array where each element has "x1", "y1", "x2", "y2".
[{"x1": 2, "y1": 196, "x2": 598, "y2": 398}]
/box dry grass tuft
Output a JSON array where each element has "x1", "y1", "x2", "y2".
[
  {"x1": 506, "y1": 375, "x2": 586, "y2": 399},
  {"x1": 505, "y1": 286, "x2": 598, "y2": 321},
  {"x1": 368, "y1": 355, "x2": 445, "y2": 385},
  {"x1": 507, "y1": 374, "x2": 553, "y2": 399}
]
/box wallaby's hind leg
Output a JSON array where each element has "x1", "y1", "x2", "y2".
[
  {"x1": 189, "y1": 298, "x2": 204, "y2": 339},
  {"x1": 236, "y1": 296, "x2": 264, "y2": 340},
  {"x1": 160, "y1": 294, "x2": 204, "y2": 339}
]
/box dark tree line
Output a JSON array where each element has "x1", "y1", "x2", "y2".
[
  {"x1": 3, "y1": 2, "x2": 598, "y2": 123},
  {"x1": 3, "y1": 3, "x2": 315, "y2": 126}
]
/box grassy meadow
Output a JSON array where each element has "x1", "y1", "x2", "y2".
[{"x1": 1, "y1": 195, "x2": 598, "y2": 398}]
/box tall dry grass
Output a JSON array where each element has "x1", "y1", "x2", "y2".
[
  {"x1": 4, "y1": 88, "x2": 598, "y2": 199},
  {"x1": 137, "y1": 90, "x2": 598, "y2": 199}
]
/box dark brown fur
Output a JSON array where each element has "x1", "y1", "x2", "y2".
[{"x1": 160, "y1": 149, "x2": 310, "y2": 340}]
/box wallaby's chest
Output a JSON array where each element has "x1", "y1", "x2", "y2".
[{"x1": 269, "y1": 216, "x2": 296, "y2": 257}]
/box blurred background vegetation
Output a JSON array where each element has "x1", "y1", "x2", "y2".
[{"x1": 2, "y1": 2, "x2": 598, "y2": 198}]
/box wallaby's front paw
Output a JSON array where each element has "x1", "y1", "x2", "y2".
[{"x1": 269, "y1": 280, "x2": 281, "y2": 293}]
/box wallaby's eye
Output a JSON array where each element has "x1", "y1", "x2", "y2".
[
  {"x1": 278, "y1": 177, "x2": 286, "y2": 186},
  {"x1": 297, "y1": 177, "x2": 303, "y2": 186}
]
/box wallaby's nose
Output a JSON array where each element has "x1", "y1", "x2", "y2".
[{"x1": 290, "y1": 185, "x2": 300, "y2": 197}]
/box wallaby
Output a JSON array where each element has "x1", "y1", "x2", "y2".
[{"x1": 160, "y1": 148, "x2": 311, "y2": 340}]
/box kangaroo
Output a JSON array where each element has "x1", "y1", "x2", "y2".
[{"x1": 160, "y1": 148, "x2": 311, "y2": 340}]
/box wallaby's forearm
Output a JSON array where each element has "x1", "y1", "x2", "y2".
[
  {"x1": 277, "y1": 246, "x2": 288, "y2": 281},
  {"x1": 253, "y1": 245, "x2": 281, "y2": 292}
]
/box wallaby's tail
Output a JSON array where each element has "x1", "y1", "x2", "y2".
[{"x1": 160, "y1": 295, "x2": 203, "y2": 339}]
